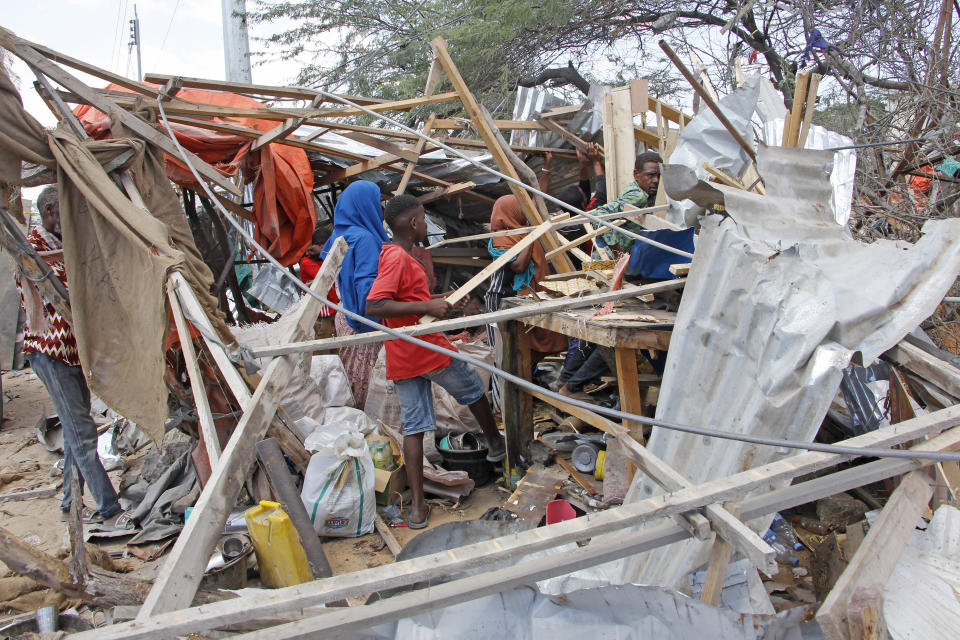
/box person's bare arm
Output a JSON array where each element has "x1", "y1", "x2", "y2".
[
  {"x1": 366, "y1": 297, "x2": 453, "y2": 319},
  {"x1": 509, "y1": 244, "x2": 535, "y2": 273}
]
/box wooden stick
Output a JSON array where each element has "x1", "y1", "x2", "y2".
[
  {"x1": 71, "y1": 416, "x2": 960, "y2": 640},
  {"x1": 783, "y1": 71, "x2": 811, "y2": 148},
  {"x1": 700, "y1": 501, "x2": 743, "y2": 606},
  {"x1": 167, "y1": 279, "x2": 222, "y2": 467},
  {"x1": 418, "y1": 215, "x2": 568, "y2": 323},
  {"x1": 395, "y1": 114, "x2": 437, "y2": 195},
  {"x1": 525, "y1": 386, "x2": 775, "y2": 573},
  {"x1": 430, "y1": 37, "x2": 573, "y2": 273},
  {"x1": 375, "y1": 516, "x2": 404, "y2": 557},
  {"x1": 797, "y1": 73, "x2": 822, "y2": 149},
  {"x1": 544, "y1": 219, "x2": 625, "y2": 259},
  {"x1": 256, "y1": 439, "x2": 334, "y2": 578},
  {"x1": 137, "y1": 237, "x2": 348, "y2": 617},
  {"x1": 142, "y1": 73, "x2": 386, "y2": 104},
  {"x1": 6, "y1": 34, "x2": 240, "y2": 196},
  {"x1": 703, "y1": 162, "x2": 746, "y2": 189},
  {"x1": 251, "y1": 96, "x2": 323, "y2": 151},
  {"x1": 251, "y1": 279, "x2": 686, "y2": 359},
  {"x1": 816, "y1": 471, "x2": 933, "y2": 640},
  {"x1": 658, "y1": 40, "x2": 756, "y2": 162}
]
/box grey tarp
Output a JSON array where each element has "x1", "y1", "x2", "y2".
[{"x1": 0, "y1": 62, "x2": 229, "y2": 444}]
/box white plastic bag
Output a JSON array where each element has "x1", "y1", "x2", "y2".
[
  {"x1": 300, "y1": 431, "x2": 376, "y2": 537},
  {"x1": 310, "y1": 355, "x2": 355, "y2": 408},
  {"x1": 302, "y1": 407, "x2": 377, "y2": 453}
]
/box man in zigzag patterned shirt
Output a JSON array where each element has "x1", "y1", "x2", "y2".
[{"x1": 16, "y1": 186, "x2": 121, "y2": 524}]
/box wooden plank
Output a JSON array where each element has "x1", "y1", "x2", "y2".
[
  {"x1": 417, "y1": 181, "x2": 475, "y2": 203},
  {"x1": 885, "y1": 340, "x2": 960, "y2": 398},
  {"x1": 0, "y1": 484, "x2": 58, "y2": 503},
  {"x1": 816, "y1": 471, "x2": 933, "y2": 640},
  {"x1": 256, "y1": 439, "x2": 333, "y2": 578},
  {"x1": 395, "y1": 113, "x2": 436, "y2": 195},
  {"x1": 658, "y1": 40, "x2": 756, "y2": 162},
  {"x1": 525, "y1": 386, "x2": 774, "y2": 571},
  {"x1": 608, "y1": 86, "x2": 637, "y2": 195},
  {"x1": 339, "y1": 131, "x2": 420, "y2": 162},
  {"x1": 668, "y1": 263, "x2": 690, "y2": 276},
  {"x1": 540, "y1": 103, "x2": 585, "y2": 119},
  {"x1": 251, "y1": 96, "x2": 323, "y2": 151},
  {"x1": 544, "y1": 219, "x2": 626, "y2": 259},
  {"x1": 167, "y1": 280, "x2": 222, "y2": 467},
  {"x1": 375, "y1": 516, "x2": 403, "y2": 557},
  {"x1": 783, "y1": 71, "x2": 811, "y2": 148},
  {"x1": 534, "y1": 116, "x2": 598, "y2": 155},
  {"x1": 429, "y1": 37, "x2": 573, "y2": 273},
  {"x1": 70, "y1": 413, "x2": 960, "y2": 640},
  {"x1": 314, "y1": 91, "x2": 460, "y2": 118},
  {"x1": 432, "y1": 118, "x2": 545, "y2": 130},
  {"x1": 7, "y1": 37, "x2": 241, "y2": 196},
  {"x1": 423, "y1": 55, "x2": 443, "y2": 96},
  {"x1": 648, "y1": 96, "x2": 691, "y2": 126},
  {"x1": 518, "y1": 311, "x2": 673, "y2": 350},
  {"x1": 500, "y1": 320, "x2": 533, "y2": 474},
  {"x1": 616, "y1": 347, "x2": 645, "y2": 448},
  {"x1": 251, "y1": 279, "x2": 685, "y2": 358},
  {"x1": 700, "y1": 502, "x2": 743, "y2": 606},
  {"x1": 505, "y1": 464, "x2": 567, "y2": 524},
  {"x1": 629, "y1": 79, "x2": 649, "y2": 115},
  {"x1": 137, "y1": 237, "x2": 347, "y2": 617},
  {"x1": 703, "y1": 162, "x2": 746, "y2": 188},
  {"x1": 418, "y1": 215, "x2": 568, "y2": 324},
  {"x1": 797, "y1": 73, "x2": 822, "y2": 148},
  {"x1": 142, "y1": 73, "x2": 386, "y2": 104}
]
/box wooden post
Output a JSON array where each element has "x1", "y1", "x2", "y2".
[
  {"x1": 167, "y1": 280, "x2": 222, "y2": 467},
  {"x1": 429, "y1": 37, "x2": 573, "y2": 273},
  {"x1": 700, "y1": 501, "x2": 743, "y2": 606},
  {"x1": 816, "y1": 471, "x2": 933, "y2": 640},
  {"x1": 615, "y1": 347, "x2": 645, "y2": 446},
  {"x1": 499, "y1": 320, "x2": 533, "y2": 476},
  {"x1": 137, "y1": 237, "x2": 347, "y2": 618},
  {"x1": 395, "y1": 113, "x2": 437, "y2": 195},
  {"x1": 256, "y1": 438, "x2": 333, "y2": 579}
]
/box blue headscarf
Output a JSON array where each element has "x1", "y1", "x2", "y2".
[{"x1": 320, "y1": 181, "x2": 388, "y2": 333}]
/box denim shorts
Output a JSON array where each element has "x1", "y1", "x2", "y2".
[{"x1": 394, "y1": 358, "x2": 486, "y2": 436}]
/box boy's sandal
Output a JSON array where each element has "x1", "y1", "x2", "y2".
[
  {"x1": 408, "y1": 504, "x2": 431, "y2": 530},
  {"x1": 60, "y1": 506, "x2": 102, "y2": 524}
]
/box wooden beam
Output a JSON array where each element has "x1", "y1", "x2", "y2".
[
  {"x1": 544, "y1": 219, "x2": 626, "y2": 259},
  {"x1": 251, "y1": 279, "x2": 686, "y2": 358},
  {"x1": 540, "y1": 103, "x2": 586, "y2": 119},
  {"x1": 167, "y1": 279, "x2": 221, "y2": 467},
  {"x1": 500, "y1": 321, "x2": 533, "y2": 474},
  {"x1": 700, "y1": 501, "x2": 743, "y2": 606},
  {"x1": 797, "y1": 73, "x2": 822, "y2": 149},
  {"x1": 418, "y1": 215, "x2": 568, "y2": 323},
  {"x1": 251, "y1": 96, "x2": 323, "y2": 151},
  {"x1": 615, "y1": 346, "x2": 645, "y2": 449},
  {"x1": 526, "y1": 387, "x2": 775, "y2": 574},
  {"x1": 375, "y1": 516, "x2": 403, "y2": 557},
  {"x1": 417, "y1": 181, "x2": 475, "y2": 203},
  {"x1": 256, "y1": 439, "x2": 334, "y2": 579},
  {"x1": 143, "y1": 74, "x2": 386, "y2": 104},
  {"x1": 338, "y1": 131, "x2": 419, "y2": 162},
  {"x1": 313, "y1": 91, "x2": 460, "y2": 118},
  {"x1": 395, "y1": 114, "x2": 436, "y2": 195},
  {"x1": 658, "y1": 40, "x2": 756, "y2": 162},
  {"x1": 137, "y1": 238, "x2": 347, "y2": 617},
  {"x1": 429, "y1": 37, "x2": 573, "y2": 273},
  {"x1": 70, "y1": 413, "x2": 960, "y2": 640},
  {"x1": 6, "y1": 37, "x2": 241, "y2": 196},
  {"x1": 534, "y1": 116, "x2": 600, "y2": 155},
  {"x1": 703, "y1": 162, "x2": 745, "y2": 189},
  {"x1": 432, "y1": 118, "x2": 546, "y2": 130},
  {"x1": 885, "y1": 340, "x2": 960, "y2": 398},
  {"x1": 816, "y1": 471, "x2": 933, "y2": 640}
]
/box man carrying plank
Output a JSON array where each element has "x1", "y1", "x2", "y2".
[{"x1": 366, "y1": 194, "x2": 506, "y2": 529}]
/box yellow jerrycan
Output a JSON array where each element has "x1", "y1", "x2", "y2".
[{"x1": 244, "y1": 500, "x2": 313, "y2": 588}]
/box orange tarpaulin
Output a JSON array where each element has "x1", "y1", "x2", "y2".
[{"x1": 74, "y1": 85, "x2": 316, "y2": 266}]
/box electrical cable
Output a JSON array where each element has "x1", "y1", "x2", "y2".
[{"x1": 155, "y1": 93, "x2": 960, "y2": 464}]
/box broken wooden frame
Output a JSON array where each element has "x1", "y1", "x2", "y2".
[{"x1": 72, "y1": 405, "x2": 960, "y2": 639}]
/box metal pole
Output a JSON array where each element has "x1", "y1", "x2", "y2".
[
  {"x1": 129, "y1": 5, "x2": 142, "y2": 81},
  {"x1": 221, "y1": 0, "x2": 252, "y2": 83}
]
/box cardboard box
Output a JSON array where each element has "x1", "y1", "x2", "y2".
[
  {"x1": 374, "y1": 464, "x2": 407, "y2": 505},
  {"x1": 366, "y1": 434, "x2": 406, "y2": 505}
]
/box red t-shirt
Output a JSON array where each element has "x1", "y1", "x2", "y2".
[
  {"x1": 299, "y1": 255, "x2": 339, "y2": 318},
  {"x1": 366, "y1": 244, "x2": 455, "y2": 380}
]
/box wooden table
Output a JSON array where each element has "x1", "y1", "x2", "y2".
[{"x1": 497, "y1": 298, "x2": 675, "y2": 478}]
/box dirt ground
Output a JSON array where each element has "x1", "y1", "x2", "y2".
[{"x1": 0, "y1": 366, "x2": 511, "y2": 620}]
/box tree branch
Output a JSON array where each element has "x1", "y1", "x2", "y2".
[{"x1": 517, "y1": 62, "x2": 591, "y2": 95}]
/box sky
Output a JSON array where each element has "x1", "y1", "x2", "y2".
[{"x1": 5, "y1": 0, "x2": 303, "y2": 205}]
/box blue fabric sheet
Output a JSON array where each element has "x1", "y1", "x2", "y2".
[
  {"x1": 487, "y1": 240, "x2": 535, "y2": 292},
  {"x1": 625, "y1": 227, "x2": 695, "y2": 280},
  {"x1": 320, "y1": 181, "x2": 388, "y2": 333}
]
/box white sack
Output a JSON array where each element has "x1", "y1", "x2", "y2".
[{"x1": 301, "y1": 431, "x2": 376, "y2": 538}]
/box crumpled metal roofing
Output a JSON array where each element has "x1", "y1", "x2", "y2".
[{"x1": 611, "y1": 146, "x2": 960, "y2": 590}]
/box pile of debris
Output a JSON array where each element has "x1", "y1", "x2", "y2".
[{"x1": 1, "y1": 25, "x2": 960, "y2": 640}]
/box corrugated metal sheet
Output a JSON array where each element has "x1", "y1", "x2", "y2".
[{"x1": 613, "y1": 146, "x2": 960, "y2": 589}]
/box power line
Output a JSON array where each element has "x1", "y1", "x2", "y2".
[{"x1": 159, "y1": 0, "x2": 183, "y2": 55}]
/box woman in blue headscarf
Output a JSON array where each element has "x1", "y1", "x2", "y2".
[{"x1": 320, "y1": 180, "x2": 388, "y2": 406}]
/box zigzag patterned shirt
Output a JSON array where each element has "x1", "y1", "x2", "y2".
[{"x1": 16, "y1": 226, "x2": 80, "y2": 366}]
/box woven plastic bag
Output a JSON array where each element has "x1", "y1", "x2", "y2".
[{"x1": 300, "y1": 431, "x2": 375, "y2": 537}]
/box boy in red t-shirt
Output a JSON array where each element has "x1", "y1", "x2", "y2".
[{"x1": 366, "y1": 195, "x2": 506, "y2": 529}]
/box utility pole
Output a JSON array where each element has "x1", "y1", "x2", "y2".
[
  {"x1": 221, "y1": 0, "x2": 252, "y2": 83},
  {"x1": 128, "y1": 4, "x2": 142, "y2": 81}
]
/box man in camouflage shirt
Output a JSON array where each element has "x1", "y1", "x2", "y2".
[{"x1": 592, "y1": 151, "x2": 662, "y2": 256}]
